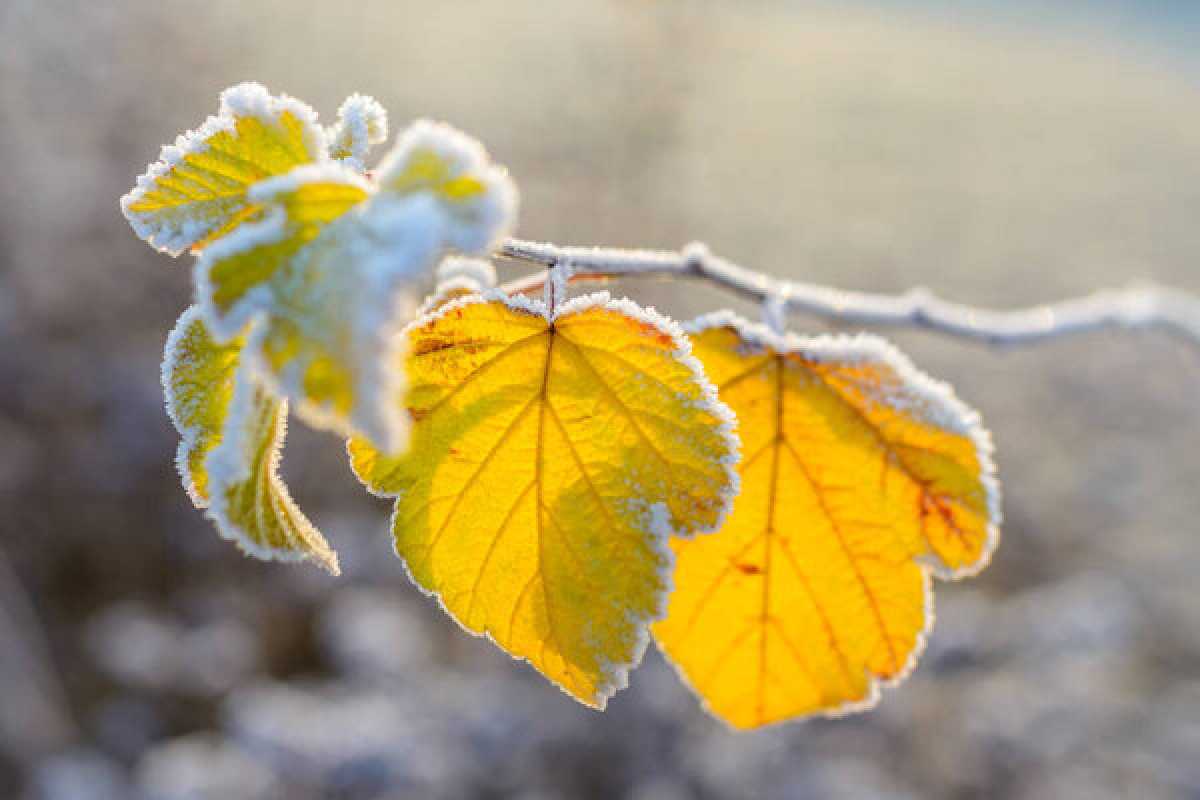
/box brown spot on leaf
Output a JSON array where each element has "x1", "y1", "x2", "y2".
[{"x1": 412, "y1": 339, "x2": 457, "y2": 356}]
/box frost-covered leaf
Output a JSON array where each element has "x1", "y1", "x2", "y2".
[
  {"x1": 349, "y1": 292, "x2": 739, "y2": 707},
  {"x1": 121, "y1": 83, "x2": 325, "y2": 256},
  {"x1": 243, "y1": 190, "x2": 444, "y2": 453},
  {"x1": 163, "y1": 307, "x2": 338, "y2": 574},
  {"x1": 195, "y1": 162, "x2": 439, "y2": 452},
  {"x1": 416, "y1": 256, "x2": 498, "y2": 315},
  {"x1": 163, "y1": 306, "x2": 243, "y2": 505},
  {"x1": 134, "y1": 90, "x2": 521, "y2": 569},
  {"x1": 433, "y1": 255, "x2": 497, "y2": 291},
  {"x1": 376, "y1": 120, "x2": 517, "y2": 253},
  {"x1": 326, "y1": 93, "x2": 389, "y2": 169},
  {"x1": 190, "y1": 117, "x2": 518, "y2": 453},
  {"x1": 654, "y1": 313, "x2": 1000, "y2": 729},
  {"x1": 208, "y1": 368, "x2": 339, "y2": 574},
  {"x1": 197, "y1": 164, "x2": 373, "y2": 332}
]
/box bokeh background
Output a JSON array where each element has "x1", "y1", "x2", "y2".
[{"x1": 2, "y1": 1, "x2": 1199, "y2": 798}]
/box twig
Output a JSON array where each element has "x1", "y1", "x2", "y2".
[{"x1": 498, "y1": 239, "x2": 1200, "y2": 349}]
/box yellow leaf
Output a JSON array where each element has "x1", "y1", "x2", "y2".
[
  {"x1": 191, "y1": 118, "x2": 517, "y2": 455},
  {"x1": 128, "y1": 97, "x2": 517, "y2": 455},
  {"x1": 163, "y1": 307, "x2": 338, "y2": 574},
  {"x1": 163, "y1": 307, "x2": 244, "y2": 505},
  {"x1": 122, "y1": 83, "x2": 325, "y2": 256},
  {"x1": 196, "y1": 166, "x2": 372, "y2": 328},
  {"x1": 376, "y1": 120, "x2": 517, "y2": 253},
  {"x1": 416, "y1": 257, "x2": 499, "y2": 315},
  {"x1": 654, "y1": 313, "x2": 1000, "y2": 729},
  {"x1": 195, "y1": 162, "x2": 423, "y2": 452},
  {"x1": 350, "y1": 293, "x2": 739, "y2": 707}
]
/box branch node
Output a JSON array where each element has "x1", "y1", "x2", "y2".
[
  {"x1": 682, "y1": 241, "x2": 710, "y2": 275},
  {"x1": 762, "y1": 282, "x2": 791, "y2": 336}
]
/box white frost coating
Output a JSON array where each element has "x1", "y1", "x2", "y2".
[
  {"x1": 194, "y1": 209, "x2": 290, "y2": 340},
  {"x1": 416, "y1": 257, "x2": 497, "y2": 316},
  {"x1": 364, "y1": 289, "x2": 740, "y2": 709},
  {"x1": 434, "y1": 255, "x2": 497, "y2": 289},
  {"x1": 162, "y1": 306, "x2": 336, "y2": 573},
  {"x1": 120, "y1": 82, "x2": 327, "y2": 256},
  {"x1": 217, "y1": 82, "x2": 326, "y2": 157},
  {"x1": 376, "y1": 119, "x2": 518, "y2": 254},
  {"x1": 687, "y1": 309, "x2": 1001, "y2": 580},
  {"x1": 247, "y1": 161, "x2": 373, "y2": 203},
  {"x1": 204, "y1": 366, "x2": 337, "y2": 574},
  {"x1": 543, "y1": 261, "x2": 573, "y2": 312},
  {"x1": 195, "y1": 161, "x2": 374, "y2": 341},
  {"x1": 582, "y1": 497, "x2": 679, "y2": 706},
  {"x1": 326, "y1": 93, "x2": 389, "y2": 170},
  {"x1": 245, "y1": 193, "x2": 445, "y2": 454},
  {"x1": 192, "y1": 151, "x2": 462, "y2": 452},
  {"x1": 414, "y1": 278, "x2": 483, "y2": 317},
  {"x1": 761, "y1": 284, "x2": 790, "y2": 337},
  {"x1": 161, "y1": 306, "x2": 215, "y2": 507},
  {"x1": 500, "y1": 238, "x2": 1200, "y2": 350}
]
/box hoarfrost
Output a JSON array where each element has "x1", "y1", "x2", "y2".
[
  {"x1": 377, "y1": 119, "x2": 518, "y2": 254},
  {"x1": 326, "y1": 93, "x2": 389, "y2": 169}
]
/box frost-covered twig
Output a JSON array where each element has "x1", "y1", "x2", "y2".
[{"x1": 499, "y1": 239, "x2": 1200, "y2": 349}]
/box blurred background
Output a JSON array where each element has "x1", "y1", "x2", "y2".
[{"x1": 2, "y1": 1, "x2": 1199, "y2": 797}]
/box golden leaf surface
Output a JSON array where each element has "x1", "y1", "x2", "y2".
[
  {"x1": 199, "y1": 171, "x2": 371, "y2": 320},
  {"x1": 350, "y1": 293, "x2": 739, "y2": 707},
  {"x1": 121, "y1": 83, "x2": 324, "y2": 256},
  {"x1": 654, "y1": 314, "x2": 999, "y2": 729},
  {"x1": 194, "y1": 163, "x2": 421, "y2": 452},
  {"x1": 163, "y1": 307, "x2": 244, "y2": 506},
  {"x1": 190, "y1": 121, "x2": 516, "y2": 454},
  {"x1": 163, "y1": 307, "x2": 338, "y2": 574}
]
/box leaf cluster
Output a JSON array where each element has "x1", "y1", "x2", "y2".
[{"x1": 125, "y1": 85, "x2": 1000, "y2": 728}]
